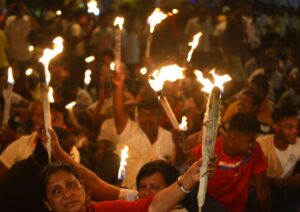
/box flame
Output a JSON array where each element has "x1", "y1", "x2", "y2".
[
  {"x1": 147, "y1": 8, "x2": 168, "y2": 33},
  {"x1": 39, "y1": 37, "x2": 64, "y2": 84},
  {"x1": 110, "y1": 62, "x2": 115, "y2": 71},
  {"x1": 140, "y1": 67, "x2": 147, "y2": 75},
  {"x1": 194, "y1": 70, "x2": 231, "y2": 93},
  {"x1": 85, "y1": 56, "x2": 95, "y2": 63},
  {"x1": 65, "y1": 101, "x2": 76, "y2": 109},
  {"x1": 49, "y1": 86, "x2": 55, "y2": 103},
  {"x1": 114, "y1": 17, "x2": 124, "y2": 30},
  {"x1": 7, "y1": 67, "x2": 14, "y2": 84},
  {"x1": 84, "y1": 69, "x2": 92, "y2": 86},
  {"x1": 148, "y1": 64, "x2": 185, "y2": 92},
  {"x1": 26, "y1": 68, "x2": 33, "y2": 76},
  {"x1": 118, "y1": 145, "x2": 129, "y2": 180},
  {"x1": 187, "y1": 32, "x2": 202, "y2": 62},
  {"x1": 172, "y1": 9, "x2": 178, "y2": 14},
  {"x1": 179, "y1": 116, "x2": 188, "y2": 131},
  {"x1": 87, "y1": 0, "x2": 100, "y2": 16}
]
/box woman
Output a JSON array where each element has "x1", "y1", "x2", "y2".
[{"x1": 40, "y1": 160, "x2": 201, "y2": 212}]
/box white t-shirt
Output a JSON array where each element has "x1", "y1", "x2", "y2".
[
  {"x1": 257, "y1": 134, "x2": 300, "y2": 177},
  {"x1": 0, "y1": 131, "x2": 80, "y2": 168},
  {"x1": 115, "y1": 119, "x2": 175, "y2": 188}
]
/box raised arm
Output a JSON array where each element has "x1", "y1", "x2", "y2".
[
  {"x1": 112, "y1": 69, "x2": 128, "y2": 134},
  {"x1": 149, "y1": 159, "x2": 201, "y2": 212}
]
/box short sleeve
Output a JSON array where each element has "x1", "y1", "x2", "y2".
[{"x1": 252, "y1": 143, "x2": 268, "y2": 175}]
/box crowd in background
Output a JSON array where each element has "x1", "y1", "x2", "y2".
[{"x1": 0, "y1": 0, "x2": 299, "y2": 211}]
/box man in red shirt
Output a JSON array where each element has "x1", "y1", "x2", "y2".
[{"x1": 192, "y1": 113, "x2": 270, "y2": 211}]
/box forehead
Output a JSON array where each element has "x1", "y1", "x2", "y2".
[
  {"x1": 47, "y1": 170, "x2": 76, "y2": 186},
  {"x1": 139, "y1": 108, "x2": 159, "y2": 115},
  {"x1": 236, "y1": 131, "x2": 256, "y2": 143},
  {"x1": 277, "y1": 116, "x2": 298, "y2": 125}
]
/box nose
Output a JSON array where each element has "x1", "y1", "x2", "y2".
[{"x1": 63, "y1": 189, "x2": 72, "y2": 198}]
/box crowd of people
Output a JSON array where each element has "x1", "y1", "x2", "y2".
[{"x1": 0, "y1": 0, "x2": 300, "y2": 211}]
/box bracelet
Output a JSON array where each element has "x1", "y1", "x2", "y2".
[{"x1": 177, "y1": 176, "x2": 192, "y2": 194}]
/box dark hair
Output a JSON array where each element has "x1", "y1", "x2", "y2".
[
  {"x1": 229, "y1": 113, "x2": 260, "y2": 134},
  {"x1": 242, "y1": 90, "x2": 262, "y2": 108},
  {"x1": 272, "y1": 103, "x2": 298, "y2": 123},
  {"x1": 138, "y1": 99, "x2": 161, "y2": 113},
  {"x1": 102, "y1": 49, "x2": 115, "y2": 59},
  {"x1": 40, "y1": 162, "x2": 80, "y2": 200},
  {"x1": 250, "y1": 74, "x2": 270, "y2": 96},
  {"x1": 136, "y1": 160, "x2": 179, "y2": 190},
  {"x1": 50, "y1": 103, "x2": 68, "y2": 124}
]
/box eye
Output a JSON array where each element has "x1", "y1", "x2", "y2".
[
  {"x1": 66, "y1": 181, "x2": 77, "y2": 188},
  {"x1": 51, "y1": 187, "x2": 62, "y2": 196}
]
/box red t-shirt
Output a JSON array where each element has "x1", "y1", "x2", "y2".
[
  {"x1": 87, "y1": 196, "x2": 153, "y2": 212},
  {"x1": 192, "y1": 137, "x2": 267, "y2": 212}
]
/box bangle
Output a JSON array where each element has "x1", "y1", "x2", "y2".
[{"x1": 177, "y1": 176, "x2": 192, "y2": 194}]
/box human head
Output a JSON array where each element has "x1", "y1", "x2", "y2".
[
  {"x1": 272, "y1": 103, "x2": 299, "y2": 144},
  {"x1": 237, "y1": 90, "x2": 261, "y2": 115},
  {"x1": 226, "y1": 113, "x2": 259, "y2": 156},
  {"x1": 50, "y1": 103, "x2": 68, "y2": 128},
  {"x1": 30, "y1": 101, "x2": 44, "y2": 131},
  {"x1": 40, "y1": 162, "x2": 86, "y2": 212},
  {"x1": 137, "y1": 99, "x2": 161, "y2": 134},
  {"x1": 249, "y1": 74, "x2": 270, "y2": 101},
  {"x1": 136, "y1": 160, "x2": 179, "y2": 198}
]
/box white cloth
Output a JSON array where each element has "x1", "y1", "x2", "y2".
[
  {"x1": 121, "y1": 30, "x2": 140, "y2": 64},
  {"x1": 70, "y1": 22, "x2": 85, "y2": 57},
  {"x1": 5, "y1": 15, "x2": 31, "y2": 62},
  {"x1": 257, "y1": 134, "x2": 300, "y2": 178},
  {"x1": 0, "y1": 131, "x2": 80, "y2": 168},
  {"x1": 116, "y1": 119, "x2": 175, "y2": 188}
]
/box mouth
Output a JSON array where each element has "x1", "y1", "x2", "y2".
[{"x1": 63, "y1": 200, "x2": 79, "y2": 209}]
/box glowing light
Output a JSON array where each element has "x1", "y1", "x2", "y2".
[
  {"x1": 172, "y1": 9, "x2": 178, "y2": 14},
  {"x1": 110, "y1": 62, "x2": 115, "y2": 71},
  {"x1": 114, "y1": 17, "x2": 124, "y2": 30},
  {"x1": 48, "y1": 86, "x2": 55, "y2": 103},
  {"x1": 39, "y1": 37, "x2": 64, "y2": 84},
  {"x1": 7, "y1": 67, "x2": 14, "y2": 84},
  {"x1": 84, "y1": 69, "x2": 92, "y2": 86},
  {"x1": 87, "y1": 0, "x2": 100, "y2": 16},
  {"x1": 56, "y1": 10, "x2": 62, "y2": 16},
  {"x1": 147, "y1": 8, "x2": 168, "y2": 33},
  {"x1": 194, "y1": 70, "x2": 231, "y2": 93},
  {"x1": 85, "y1": 56, "x2": 95, "y2": 63},
  {"x1": 65, "y1": 101, "x2": 76, "y2": 109},
  {"x1": 179, "y1": 116, "x2": 188, "y2": 131},
  {"x1": 118, "y1": 145, "x2": 129, "y2": 180},
  {"x1": 148, "y1": 64, "x2": 185, "y2": 92},
  {"x1": 25, "y1": 68, "x2": 33, "y2": 76},
  {"x1": 187, "y1": 32, "x2": 202, "y2": 62},
  {"x1": 140, "y1": 67, "x2": 147, "y2": 75},
  {"x1": 29, "y1": 45, "x2": 34, "y2": 52}
]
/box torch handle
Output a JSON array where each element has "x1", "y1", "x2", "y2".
[
  {"x1": 145, "y1": 33, "x2": 153, "y2": 58},
  {"x1": 115, "y1": 29, "x2": 122, "y2": 73},
  {"x1": 2, "y1": 84, "x2": 13, "y2": 127},
  {"x1": 159, "y1": 96, "x2": 180, "y2": 130},
  {"x1": 41, "y1": 85, "x2": 52, "y2": 163}
]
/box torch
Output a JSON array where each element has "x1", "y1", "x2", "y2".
[
  {"x1": 113, "y1": 17, "x2": 124, "y2": 73},
  {"x1": 194, "y1": 70, "x2": 231, "y2": 212},
  {"x1": 118, "y1": 145, "x2": 129, "y2": 183},
  {"x1": 187, "y1": 32, "x2": 202, "y2": 62},
  {"x1": 84, "y1": 69, "x2": 92, "y2": 90},
  {"x1": 65, "y1": 101, "x2": 80, "y2": 128},
  {"x1": 148, "y1": 64, "x2": 185, "y2": 130},
  {"x1": 38, "y1": 36, "x2": 64, "y2": 163},
  {"x1": 145, "y1": 8, "x2": 168, "y2": 58},
  {"x1": 87, "y1": 0, "x2": 100, "y2": 16},
  {"x1": 2, "y1": 67, "x2": 14, "y2": 127}
]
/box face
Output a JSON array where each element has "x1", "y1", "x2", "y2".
[
  {"x1": 138, "y1": 172, "x2": 167, "y2": 198},
  {"x1": 51, "y1": 110, "x2": 66, "y2": 128},
  {"x1": 138, "y1": 108, "x2": 160, "y2": 133},
  {"x1": 231, "y1": 131, "x2": 257, "y2": 156},
  {"x1": 237, "y1": 94, "x2": 257, "y2": 114},
  {"x1": 276, "y1": 116, "x2": 299, "y2": 144},
  {"x1": 45, "y1": 170, "x2": 86, "y2": 212}
]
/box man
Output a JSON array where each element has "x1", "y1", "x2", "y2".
[
  {"x1": 113, "y1": 69, "x2": 175, "y2": 188},
  {"x1": 0, "y1": 103, "x2": 79, "y2": 179},
  {"x1": 190, "y1": 113, "x2": 270, "y2": 211},
  {"x1": 257, "y1": 103, "x2": 300, "y2": 211}
]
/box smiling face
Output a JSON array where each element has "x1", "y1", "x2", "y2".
[
  {"x1": 276, "y1": 116, "x2": 299, "y2": 144},
  {"x1": 44, "y1": 170, "x2": 86, "y2": 212}
]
